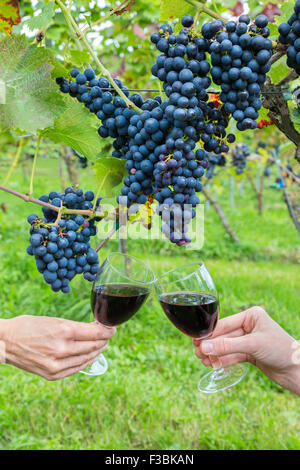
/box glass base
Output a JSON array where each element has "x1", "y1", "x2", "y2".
[
  {"x1": 79, "y1": 353, "x2": 108, "y2": 376},
  {"x1": 198, "y1": 364, "x2": 248, "y2": 394}
]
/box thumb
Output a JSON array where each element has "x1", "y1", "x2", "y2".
[{"x1": 200, "y1": 334, "x2": 255, "y2": 357}]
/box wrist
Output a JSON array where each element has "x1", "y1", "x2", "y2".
[
  {"x1": 289, "y1": 344, "x2": 300, "y2": 395},
  {"x1": 279, "y1": 338, "x2": 300, "y2": 396}
]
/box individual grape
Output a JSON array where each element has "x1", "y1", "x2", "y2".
[{"x1": 278, "y1": 1, "x2": 300, "y2": 75}]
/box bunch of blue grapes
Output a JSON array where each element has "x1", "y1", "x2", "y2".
[
  {"x1": 278, "y1": 0, "x2": 300, "y2": 75},
  {"x1": 26, "y1": 187, "x2": 101, "y2": 293},
  {"x1": 150, "y1": 15, "x2": 233, "y2": 154},
  {"x1": 203, "y1": 14, "x2": 273, "y2": 131},
  {"x1": 56, "y1": 14, "x2": 250, "y2": 246},
  {"x1": 231, "y1": 144, "x2": 250, "y2": 174}
]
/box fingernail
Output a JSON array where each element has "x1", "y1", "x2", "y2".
[{"x1": 202, "y1": 341, "x2": 213, "y2": 354}]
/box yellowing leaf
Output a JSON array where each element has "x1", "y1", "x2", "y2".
[
  {"x1": 159, "y1": 0, "x2": 194, "y2": 21},
  {"x1": 0, "y1": 0, "x2": 21, "y2": 34}
]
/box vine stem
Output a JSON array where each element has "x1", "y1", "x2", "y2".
[
  {"x1": 278, "y1": 69, "x2": 298, "y2": 86},
  {"x1": 157, "y1": 80, "x2": 164, "y2": 101},
  {"x1": 0, "y1": 184, "x2": 105, "y2": 218},
  {"x1": 79, "y1": 0, "x2": 131, "y2": 38},
  {"x1": 92, "y1": 173, "x2": 108, "y2": 212},
  {"x1": 96, "y1": 227, "x2": 117, "y2": 252},
  {"x1": 201, "y1": 5, "x2": 227, "y2": 22},
  {"x1": 186, "y1": 0, "x2": 227, "y2": 22},
  {"x1": 55, "y1": 0, "x2": 141, "y2": 113},
  {"x1": 54, "y1": 205, "x2": 63, "y2": 226},
  {"x1": 2, "y1": 138, "x2": 24, "y2": 186},
  {"x1": 29, "y1": 134, "x2": 42, "y2": 196},
  {"x1": 269, "y1": 156, "x2": 300, "y2": 185},
  {"x1": 63, "y1": 7, "x2": 84, "y2": 52},
  {"x1": 193, "y1": 7, "x2": 202, "y2": 28}
]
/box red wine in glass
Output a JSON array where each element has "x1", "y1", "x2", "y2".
[
  {"x1": 92, "y1": 283, "x2": 150, "y2": 326},
  {"x1": 159, "y1": 292, "x2": 219, "y2": 339}
]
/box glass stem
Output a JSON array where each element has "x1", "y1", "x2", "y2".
[{"x1": 212, "y1": 367, "x2": 230, "y2": 380}]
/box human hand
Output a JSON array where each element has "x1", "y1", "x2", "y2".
[
  {"x1": 0, "y1": 315, "x2": 116, "y2": 380},
  {"x1": 194, "y1": 307, "x2": 300, "y2": 395}
]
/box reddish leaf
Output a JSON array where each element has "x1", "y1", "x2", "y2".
[
  {"x1": 231, "y1": 1, "x2": 244, "y2": 17},
  {"x1": 0, "y1": 0, "x2": 21, "y2": 34},
  {"x1": 133, "y1": 23, "x2": 147, "y2": 39},
  {"x1": 262, "y1": 3, "x2": 281, "y2": 22}
]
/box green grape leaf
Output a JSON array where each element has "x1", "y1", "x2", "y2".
[
  {"x1": 0, "y1": 123, "x2": 14, "y2": 151},
  {"x1": 258, "y1": 105, "x2": 270, "y2": 121},
  {"x1": 0, "y1": 35, "x2": 66, "y2": 133},
  {"x1": 290, "y1": 108, "x2": 300, "y2": 130},
  {"x1": 268, "y1": 23, "x2": 279, "y2": 39},
  {"x1": 24, "y1": 1, "x2": 55, "y2": 31},
  {"x1": 268, "y1": 55, "x2": 290, "y2": 84},
  {"x1": 42, "y1": 99, "x2": 102, "y2": 161},
  {"x1": 0, "y1": 0, "x2": 21, "y2": 34},
  {"x1": 93, "y1": 157, "x2": 127, "y2": 197},
  {"x1": 69, "y1": 49, "x2": 91, "y2": 66},
  {"x1": 275, "y1": 3, "x2": 294, "y2": 25},
  {"x1": 159, "y1": 0, "x2": 194, "y2": 21}
]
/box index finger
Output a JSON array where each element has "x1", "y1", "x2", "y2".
[{"x1": 70, "y1": 321, "x2": 116, "y2": 341}]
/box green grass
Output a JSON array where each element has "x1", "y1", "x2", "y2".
[{"x1": 0, "y1": 158, "x2": 299, "y2": 450}]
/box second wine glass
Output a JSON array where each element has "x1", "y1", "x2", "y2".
[
  {"x1": 155, "y1": 262, "x2": 247, "y2": 393},
  {"x1": 81, "y1": 252, "x2": 155, "y2": 377}
]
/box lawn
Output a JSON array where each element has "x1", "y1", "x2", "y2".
[{"x1": 0, "y1": 157, "x2": 299, "y2": 450}]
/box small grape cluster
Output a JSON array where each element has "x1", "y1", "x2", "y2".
[
  {"x1": 26, "y1": 187, "x2": 101, "y2": 293},
  {"x1": 205, "y1": 153, "x2": 226, "y2": 180},
  {"x1": 231, "y1": 144, "x2": 250, "y2": 174},
  {"x1": 203, "y1": 14, "x2": 273, "y2": 130},
  {"x1": 278, "y1": 0, "x2": 300, "y2": 75}
]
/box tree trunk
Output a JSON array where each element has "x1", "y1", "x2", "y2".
[
  {"x1": 230, "y1": 175, "x2": 235, "y2": 208},
  {"x1": 282, "y1": 188, "x2": 300, "y2": 238},
  {"x1": 258, "y1": 174, "x2": 264, "y2": 216},
  {"x1": 202, "y1": 187, "x2": 239, "y2": 243},
  {"x1": 273, "y1": 158, "x2": 300, "y2": 238},
  {"x1": 247, "y1": 173, "x2": 259, "y2": 198},
  {"x1": 57, "y1": 153, "x2": 66, "y2": 192}
]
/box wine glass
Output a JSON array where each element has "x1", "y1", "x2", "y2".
[
  {"x1": 155, "y1": 262, "x2": 247, "y2": 393},
  {"x1": 81, "y1": 252, "x2": 155, "y2": 376}
]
